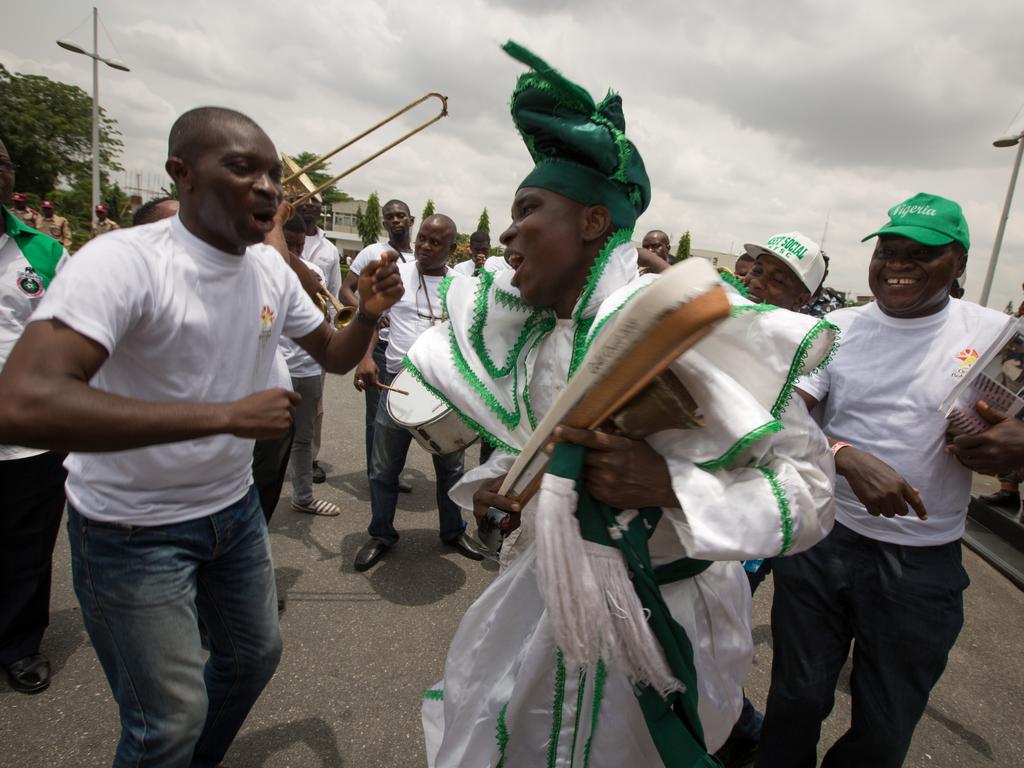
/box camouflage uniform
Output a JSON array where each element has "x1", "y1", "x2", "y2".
[{"x1": 36, "y1": 215, "x2": 73, "y2": 250}]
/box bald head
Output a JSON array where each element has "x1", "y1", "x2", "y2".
[
  {"x1": 424, "y1": 213, "x2": 456, "y2": 237},
  {"x1": 415, "y1": 213, "x2": 458, "y2": 275},
  {"x1": 164, "y1": 107, "x2": 281, "y2": 254},
  {"x1": 642, "y1": 229, "x2": 671, "y2": 262},
  {"x1": 168, "y1": 107, "x2": 265, "y2": 163}
]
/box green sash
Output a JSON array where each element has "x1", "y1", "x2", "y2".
[
  {"x1": 547, "y1": 441, "x2": 722, "y2": 768},
  {"x1": 3, "y1": 207, "x2": 64, "y2": 289}
]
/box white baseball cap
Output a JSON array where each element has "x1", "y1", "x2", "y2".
[{"x1": 743, "y1": 231, "x2": 826, "y2": 293}]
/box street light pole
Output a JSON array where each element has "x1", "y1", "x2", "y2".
[
  {"x1": 91, "y1": 7, "x2": 100, "y2": 227},
  {"x1": 980, "y1": 130, "x2": 1024, "y2": 307},
  {"x1": 56, "y1": 7, "x2": 129, "y2": 234}
]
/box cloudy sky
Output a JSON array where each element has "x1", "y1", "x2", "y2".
[{"x1": 4, "y1": 0, "x2": 1024, "y2": 308}]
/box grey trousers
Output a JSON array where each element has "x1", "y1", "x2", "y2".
[{"x1": 289, "y1": 374, "x2": 324, "y2": 504}]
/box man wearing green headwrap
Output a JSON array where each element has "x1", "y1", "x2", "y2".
[{"x1": 408, "y1": 43, "x2": 838, "y2": 767}]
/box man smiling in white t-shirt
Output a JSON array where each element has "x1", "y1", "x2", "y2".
[
  {"x1": 0, "y1": 107, "x2": 403, "y2": 767},
  {"x1": 757, "y1": 194, "x2": 1019, "y2": 768}
]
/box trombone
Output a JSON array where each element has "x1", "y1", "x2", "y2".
[{"x1": 283, "y1": 92, "x2": 449, "y2": 208}]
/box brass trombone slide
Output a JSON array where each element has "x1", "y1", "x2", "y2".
[{"x1": 284, "y1": 92, "x2": 449, "y2": 207}]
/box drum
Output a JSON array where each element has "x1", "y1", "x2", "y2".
[{"x1": 386, "y1": 369, "x2": 480, "y2": 455}]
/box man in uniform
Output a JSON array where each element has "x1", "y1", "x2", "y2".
[
  {"x1": 35, "y1": 201, "x2": 72, "y2": 250},
  {"x1": 0, "y1": 107, "x2": 403, "y2": 765},
  {"x1": 0, "y1": 139, "x2": 69, "y2": 696},
  {"x1": 9, "y1": 193, "x2": 38, "y2": 228},
  {"x1": 91, "y1": 203, "x2": 120, "y2": 238}
]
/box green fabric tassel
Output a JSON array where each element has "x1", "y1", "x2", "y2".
[{"x1": 546, "y1": 442, "x2": 721, "y2": 767}]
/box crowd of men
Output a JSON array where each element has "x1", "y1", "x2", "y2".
[{"x1": 1, "y1": 40, "x2": 1024, "y2": 768}]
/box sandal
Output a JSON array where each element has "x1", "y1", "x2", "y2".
[{"x1": 291, "y1": 498, "x2": 341, "y2": 517}]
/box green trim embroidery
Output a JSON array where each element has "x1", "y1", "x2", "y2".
[
  {"x1": 696, "y1": 420, "x2": 784, "y2": 472},
  {"x1": 582, "y1": 659, "x2": 607, "y2": 768},
  {"x1": 583, "y1": 283, "x2": 650, "y2": 348},
  {"x1": 770, "y1": 319, "x2": 840, "y2": 419},
  {"x1": 496, "y1": 701, "x2": 511, "y2": 768},
  {"x1": 758, "y1": 465, "x2": 794, "y2": 555},
  {"x1": 568, "y1": 668, "x2": 587, "y2": 767},
  {"x1": 422, "y1": 689, "x2": 444, "y2": 701},
  {"x1": 729, "y1": 302, "x2": 779, "y2": 317},
  {"x1": 546, "y1": 648, "x2": 567, "y2": 768},
  {"x1": 469, "y1": 268, "x2": 552, "y2": 379},
  {"x1": 402, "y1": 357, "x2": 521, "y2": 455},
  {"x1": 441, "y1": 269, "x2": 556, "y2": 431},
  {"x1": 719, "y1": 271, "x2": 750, "y2": 297},
  {"x1": 568, "y1": 228, "x2": 634, "y2": 378},
  {"x1": 590, "y1": 107, "x2": 632, "y2": 184}
]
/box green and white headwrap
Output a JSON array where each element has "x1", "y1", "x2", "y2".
[{"x1": 504, "y1": 40, "x2": 651, "y2": 230}]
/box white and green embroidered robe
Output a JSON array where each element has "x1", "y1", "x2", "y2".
[{"x1": 406, "y1": 238, "x2": 837, "y2": 766}]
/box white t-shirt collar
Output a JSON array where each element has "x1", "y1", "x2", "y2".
[
  {"x1": 865, "y1": 296, "x2": 951, "y2": 330},
  {"x1": 170, "y1": 215, "x2": 248, "y2": 270}
]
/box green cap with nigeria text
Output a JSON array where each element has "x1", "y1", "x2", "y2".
[{"x1": 862, "y1": 192, "x2": 970, "y2": 251}]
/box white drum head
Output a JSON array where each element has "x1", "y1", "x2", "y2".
[{"x1": 387, "y1": 369, "x2": 449, "y2": 427}]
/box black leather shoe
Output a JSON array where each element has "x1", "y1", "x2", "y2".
[
  {"x1": 714, "y1": 735, "x2": 758, "y2": 768},
  {"x1": 445, "y1": 533, "x2": 485, "y2": 561},
  {"x1": 979, "y1": 490, "x2": 1021, "y2": 509},
  {"x1": 311, "y1": 462, "x2": 327, "y2": 484},
  {"x1": 354, "y1": 539, "x2": 391, "y2": 571},
  {"x1": 398, "y1": 478, "x2": 413, "y2": 493},
  {"x1": 4, "y1": 653, "x2": 50, "y2": 694}
]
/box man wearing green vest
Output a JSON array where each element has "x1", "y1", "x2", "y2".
[
  {"x1": 0, "y1": 138, "x2": 69, "y2": 694},
  {"x1": 411, "y1": 44, "x2": 837, "y2": 766}
]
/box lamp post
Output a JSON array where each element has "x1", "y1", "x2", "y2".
[
  {"x1": 979, "y1": 129, "x2": 1024, "y2": 307},
  {"x1": 57, "y1": 7, "x2": 129, "y2": 231}
]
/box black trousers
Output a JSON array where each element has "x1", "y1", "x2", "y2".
[
  {"x1": 252, "y1": 424, "x2": 295, "y2": 524},
  {"x1": 756, "y1": 522, "x2": 968, "y2": 768},
  {"x1": 0, "y1": 452, "x2": 67, "y2": 664}
]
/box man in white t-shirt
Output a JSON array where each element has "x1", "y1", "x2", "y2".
[
  {"x1": 0, "y1": 139, "x2": 70, "y2": 697},
  {"x1": 453, "y1": 229, "x2": 491, "y2": 276},
  {"x1": 757, "y1": 194, "x2": 1021, "y2": 768},
  {"x1": 296, "y1": 195, "x2": 342, "y2": 484},
  {"x1": 353, "y1": 214, "x2": 484, "y2": 571},
  {"x1": 347, "y1": 200, "x2": 416, "y2": 488},
  {"x1": 280, "y1": 213, "x2": 340, "y2": 517},
  {"x1": 0, "y1": 107, "x2": 403, "y2": 767}
]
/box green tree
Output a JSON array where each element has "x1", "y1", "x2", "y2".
[
  {"x1": 422, "y1": 199, "x2": 435, "y2": 219},
  {"x1": 675, "y1": 230, "x2": 691, "y2": 262},
  {"x1": 476, "y1": 207, "x2": 490, "y2": 233},
  {"x1": 358, "y1": 192, "x2": 382, "y2": 246},
  {"x1": 287, "y1": 151, "x2": 352, "y2": 204},
  {"x1": 0, "y1": 64, "x2": 123, "y2": 199}
]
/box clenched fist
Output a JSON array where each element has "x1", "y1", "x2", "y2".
[{"x1": 226, "y1": 388, "x2": 301, "y2": 439}]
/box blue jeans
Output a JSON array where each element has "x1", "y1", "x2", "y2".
[
  {"x1": 368, "y1": 369, "x2": 466, "y2": 546},
  {"x1": 363, "y1": 339, "x2": 388, "y2": 474},
  {"x1": 68, "y1": 487, "x2": 282, "y2": 768},
  {"x1": 756, "y1": 523, "x2": 968, "y2": 768}
]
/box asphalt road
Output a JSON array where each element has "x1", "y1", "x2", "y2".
[{"x1": 2, "y1": 374, "x2": 1023, "y2": 767}]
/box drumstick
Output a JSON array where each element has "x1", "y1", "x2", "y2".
[{"x1": 377, "y1": 383, "x2": 409, "y2": 396}]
